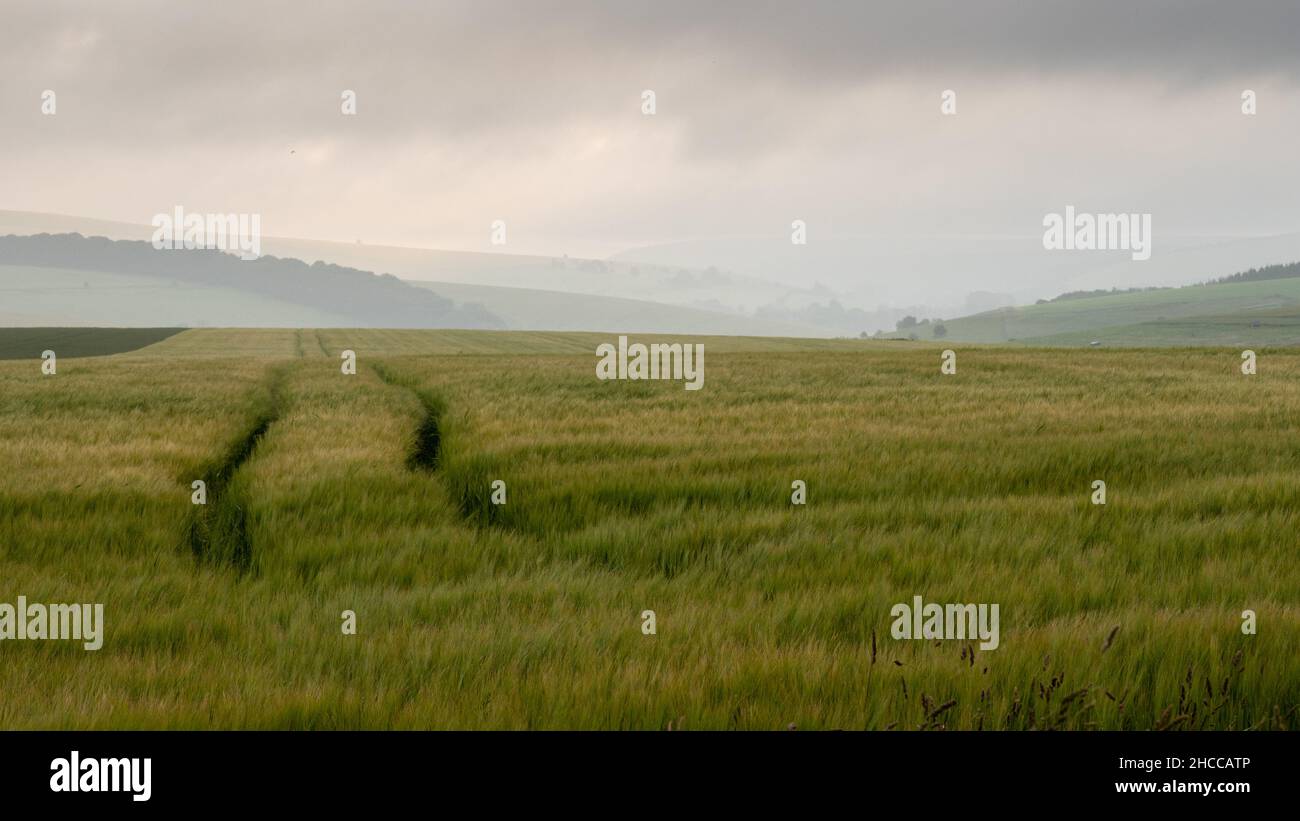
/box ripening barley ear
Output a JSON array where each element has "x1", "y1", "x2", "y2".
[
  {"x1": 340, "y1": 349, "x2": 356, "y2": 375},
  {"x1": 640, "y1": 610, "x2": 657, "y2": 635},
  {"x1": 1102, "y1": 625, "x2": 1120, "y2": 652}
]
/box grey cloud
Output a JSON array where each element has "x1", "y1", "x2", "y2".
[
  {"x1": 2, "y1": 0, "x2": 1298, "y2": 148},
  {"x1": 2, "y1": 0, "x2": 1299, "y2": 269}
]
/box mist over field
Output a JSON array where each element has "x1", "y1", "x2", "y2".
[{"x1": 4, "y1": 1, "x2": 1300, "y2": 334}]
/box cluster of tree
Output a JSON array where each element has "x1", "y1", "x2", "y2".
[
  {"x1": 1207, "y1": 260, "x2": 1300, "y2": 285},
  {"x1": 894, "y1": 315, "x2": 947, "y2": 337},
  {"x1": 1035, "y1": 260, "x2": 1300, "y2": 305},
  {"x1": 1036, "y1": 285, "x2": 1168, "y2": 304},
  {"x1": 0, "y1": 233, "x2": 505, "y2": 329}
]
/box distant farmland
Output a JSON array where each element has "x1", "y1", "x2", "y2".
[
  {"x1": 0, "y1": 327, "x2": 183, "y2": 359},
  {"x1": 0, "y1": 328, "x2": 1295, "y2": 729},
  {"x1": 882, "y1": 274, "x2": 1300, "y2": 346}
]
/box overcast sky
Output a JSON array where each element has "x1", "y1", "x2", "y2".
[{"x1": 3, "y1": 0, "x2": 1299, "y2": 262}]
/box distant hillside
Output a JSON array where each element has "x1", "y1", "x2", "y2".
[
  {"x1": 1209, "y1": 260, "x2": 1300, "y2": 286},
  {"x1": 612, "y1": 233, "x2": 1300, "y2": 317},
  {"x1": 1039, "y1": 285, "x2": 1170, "y2": 303},
  {"x1": 407, "y1": 281, "x2": 833, "y2": 337},
  {"x1": 1037, "y1": 259, "x2": 1300, "y2": 304},
  {"x1": 0, "y1": 209, "x2": 796, "y2": 313},
  {"x1": 0, "y1": 265, "x2": 359, "y2": 327},
  {"x1": 0, "y1": 233, "x2": 504, "y2": 329},
  {"x1": 0, "y1": 211, "x2": 843, "y2": 336},
  {"x1": 879, "y1": 267, "x2": 1300, "y2": 347}
]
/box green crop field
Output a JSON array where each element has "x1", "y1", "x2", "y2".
[
  {"x1": 0, "y1": 328, "x2": 1296, "y2": 729},
  {"x1": 0, "y1": 327, "x2": 184, "y2": 360}
]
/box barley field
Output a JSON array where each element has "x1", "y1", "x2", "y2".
[{"x1": 0, "y1": 328, "x2": 1296, "y2": 729}]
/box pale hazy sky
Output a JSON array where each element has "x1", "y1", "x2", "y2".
[{"x1": 3, "y1": 0, "x2": 1300, "y2": 261}]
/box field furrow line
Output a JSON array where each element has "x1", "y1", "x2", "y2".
[
  {"x1": 185, "y1": 363, "x2": 289, "y2": 572},
  {"x1": 369, "y1": 360, "x2": 511, "y2": 530},
  {"x1": 370, "y1": 361, "x2": 445, "y2": 472}
]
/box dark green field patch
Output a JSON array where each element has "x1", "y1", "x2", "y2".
[{"x1": 0, "y1": 327, "x2": 184, "y2": 359}]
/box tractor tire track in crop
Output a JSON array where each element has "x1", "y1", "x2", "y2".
[
  {"x1": 371, "y1": 361, "x2": 444, "y2": 471},
  {"x1": 370, "y1": 361, "x2": 506, "y2": 528},
  {"x1": 186, "y1": 363, "x2": 288, "y2": 573}
]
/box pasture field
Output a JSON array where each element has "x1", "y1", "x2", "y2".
[{"x1": 0, "y1": 328, "x2": 1296, "y2": 729}]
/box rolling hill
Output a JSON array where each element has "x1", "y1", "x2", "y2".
[
  {"x1": 0, "y1": 233, "x2": 505, "y2": 330},
  {"x1": 882, "y1": 272, "x2": 1300, "y2": 346},
  {"x1": 0, "y1": 211, "x2": 834, "y2": 336},
  {"x1": 406, "y1": 281, "x2": 829, "y2": 336}
]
